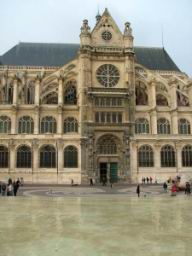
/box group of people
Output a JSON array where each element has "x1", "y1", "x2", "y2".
[
  {"x1": 0, "y1": 178, "x2": 22, "y2": 196},
  {"x1": 141, "y1": 177, "x2": 153, "y2": 184}
]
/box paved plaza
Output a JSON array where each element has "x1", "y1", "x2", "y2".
[
  {"x1": 0, "y1": 190, "x2": 192, "y2": 256},
  {"x1": 16, "y1": 184, "x2": 184, "y2": 197}
]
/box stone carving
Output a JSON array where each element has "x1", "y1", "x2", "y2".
[
  {"x1": 177, "y1": 91, "x2": 189, "y2": 106},
  {"x1": 135, "y1": 83, "x2": 148, "y2": 105},
  {"x1": 124, "y1": 22, "x2": 132, "y2": 37},
  {"x1": 81, "y1": 19, "x2": 91, "y2": 34}
]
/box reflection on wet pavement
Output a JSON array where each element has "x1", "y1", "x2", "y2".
[{"x1": 0, "y1": 196, "x2": 192, "y2": 256}]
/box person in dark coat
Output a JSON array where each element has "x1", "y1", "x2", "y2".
[
  {"x1": 1, "y1": 183, "x2": 6, "y2": 196},
  {"x1": 136, "y1": 184, "x2": 140, "y2": 197},
  {"x1": 13, "y1": 180, "x2": 20, "y2": 196}
]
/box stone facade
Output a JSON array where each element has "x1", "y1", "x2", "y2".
[{"x1": 0, "y1": 9, "x2": 192, "y2": 184}]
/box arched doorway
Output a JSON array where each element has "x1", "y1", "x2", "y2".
[{"x1": 96, "y1": 135, "x2": 120, "y2": 183}]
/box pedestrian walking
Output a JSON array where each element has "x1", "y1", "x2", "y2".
[
  {"x1": 136, "y1": 184, "x2": 140, "y2": 197},
  {"x1": 90, "y1": 178, "x2": 93, "y2": 186},
  {"x1": 146, "y1": 177, "x2": 149, "y2": 184},
  {"x1": 163, "y1": 182, "x2": 168, "y2": 192},
  {"x1": 13, "y1": 180, "x2": 20, "y2": 196},
  {"x1": 1, "y1": 183, "x2": 6, "y2": 196},
  {"x1": 150, "y1": 177, "x2": 153, "y2": 184}
]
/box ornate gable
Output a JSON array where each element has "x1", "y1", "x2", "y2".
[{"x1": 91, "y1": 8, "x2": 123, "y2": 48}]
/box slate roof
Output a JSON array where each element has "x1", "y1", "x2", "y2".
[{"x1": 0, "y1": 42, "x2": 180, "y2": 71}]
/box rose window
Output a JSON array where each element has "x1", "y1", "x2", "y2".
[
  {"x1": 96, "y1": 64, "x2": 120, "y2": 87},
  {"x1": 102, "y1": 31, "x2": 112, "y2": 41}
]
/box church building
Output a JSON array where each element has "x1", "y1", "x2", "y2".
[{"x1": 0, "y1": 9, "x2": 192, "y2": 184}]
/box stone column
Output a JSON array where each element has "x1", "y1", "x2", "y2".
[
  {"x1": 176, "y1": 142, "x2": 181, "y2": 172},
  {"x1": 32, "y1": 139, "x2": 39, "y2": 172},
  {"x1": 154, "y1": 143, "x2": 161, "y2": 170},
  {"x1": 35, "y1": 78, "x2": 40, "y2": 105},
  {"x1": 57, "y1": 106, "x2": 63, "y2": 134},
  {"x1": 149, "y1": 79, "x2": 156, "y2": 109},
  {"x1": 13, "y1": 78, "x2": 18, "y2": 105},
  {"x1": 58, "y1": 78, "x2": 63, "y2": 105},
  {"x1": 11, "y1": 107, "x2": 17, "y2": 134},
  {"x1": 169, "y1": 79, "x2": 177, "y2": 110},
  {"x1": 9, "y1": 140, "x2": 16, "y2": 172},
  {"x1": 57, "y1": 139, "x2": 64, "y2": 172},
  {"x1": 34, "y1": 106, "x2": 39, "y2": 134},
  {"x1": 171, "y1": 111, "x2": 178, "y2": 134},
  {"x1": 130, "y1": 141, "x2": 138, "y2": 173},
  {"x1": 150, "y1": 111, "x2": 157, "y2": 134}
]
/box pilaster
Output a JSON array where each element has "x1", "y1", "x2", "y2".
[
  {"x1": 57, "y1": 106, "x2": 63, "y2": 134},
  {"x1": 13, "y1": 78, "x2": 18, "y2": 105},
  {"x1": 171, "y1": 111, "x2": 178, "y2": 134},
  {"x1": 9, "y1": 139, "x2": 16, "y2": 172},
  {"x1": 57, "y1": 139, "x2": 64, "y2": 172},
  {"x1": 150, "y1": 110, "x2": 157, "y2": 135},
  {"x1": 35, "y1": 78, "x2": 40, "y2": 105},
  {"x1": 58, "y1": 77, "x2": 63, "y2": 105},
  {"x1": 32, "y1": 139, "x2": 39, "y2": 171}
]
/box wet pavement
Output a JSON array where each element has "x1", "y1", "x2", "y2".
[{"x1": 0, "y1": 186, "x2": 191, "y2": 256}]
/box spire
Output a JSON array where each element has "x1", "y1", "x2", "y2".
[
  {"x1": 96, "y1": 9, "x2": 101, "y2": 24},
  {"x1": 103, "y1": 8, "x2": 110, "y2": 16}
]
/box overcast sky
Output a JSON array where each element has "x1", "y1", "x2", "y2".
[{"x1": 0, "y1": 0, "x2": 191, "y2": 76}]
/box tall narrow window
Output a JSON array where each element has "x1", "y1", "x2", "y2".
[
  {"x1": 135, "y1": 118, "x2": 149, "y2": 134},
  {"x1": 64, "y1": 117, "x2": 78, "y2": 133},
  {"x1": 161, "y1": 145, "x2": 176, "y2": 167},
  {"x1": 157, "y1": 118, "x2": 170, "y2": 134},
  {"x1": 17, "y1": 145, "x2": 32, "y2": 168},
  {"x1": 40, "y1": 145, "x2": 56, "y2": 168},
  {"x1": 64, "y1": 80, "x2": 77, "y2": 104},
  {"x1": 18, "y1": 116, "x2": 34, "y2": 134},
  {"x1": 0, "y1": 116, "x2": 11, "y2": 133},
  {"x1": 156, "y1": 94, "x2": 168, "y2": 106},
  {"x1": 40, "y1": 116, "x2": 57, "y2": 134},
  {"x1": 178, "y1": 119, "x2": 190, "y2": 135},
  {"x1": 138, "y1": 145, "x2": 154, "y2": 167},
  {"x1": 0, "y1": 145, "x2": 8, "y2": 168},
  {"x1": 64, "y1": 146, "x2": 78, "y2": 168},
  {"x1": 182, "y1": 145, "x2": 192, "y2": 167}
]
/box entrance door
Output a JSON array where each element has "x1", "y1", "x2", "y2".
[
  {"x1": 100, "y1": 163, "x2": 107, "y2": 183},
  {"x1": 110, "y1": 162, "x2": 118, "y2": 183}
]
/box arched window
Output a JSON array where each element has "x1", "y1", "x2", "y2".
[
  {"x1": 178, "y1": 119, "x2": 191, "y2": 134},
  {"x1": 64, "y1": 117, "x2": 78, "y2": 133},
  {"x1": 64, "y1": 146, "x2": 78, "y2": 168},
  {"x1": 40, "y1": 145, "x2": 56, "y2": 168},
  {"x1": 40, "y1": 116, "x2": 57, "y2": 134},
  {"x1": 182, "y1": 145, "x2": 192, "y2": 167},
  {"x1": 157, "y1": 118, "x2": 170, "y2": 134},
  {"x1": 156, "y1": 94, "x2": 168, "y2": 106},
  {"x1": 1, "y1": 82, "x2": 13, "y2": 104},
  {"x1": 135, "y1": 82, "x2": 148, "y2": 105},
  {"x1": 0, "y1": 145, "x2": 8, "y2": 168},
  {"x1": 64, "y1": 80, "x2": 77, "y2": 104},
  {"x1": 26, "y1": 81, "x2": 35, "y2": 104},
  {"x1": 135, "y1": 118, "x2": 149, "y2": 134},
  {"x1": 97, "y1": 136, "x2": 117, "y2": 155},
  {"x1": 161, "y1": 145, "x2": 176, "y2": 167},
  {"x1": 138, "y1": 145, "x2": 154, "y2": 167},
  {"x1": 18, "y1": 116, "x2": 34, "y2": 134},
  {"x1": 0, "y1": 116, "x2": 11, "y2": 133},
  {"x1": 42, "y1": 92, "x2": 58, "y2": 104},
  {"x1": 17, "y1": 145, "x2": 32, "y2": 168}
]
